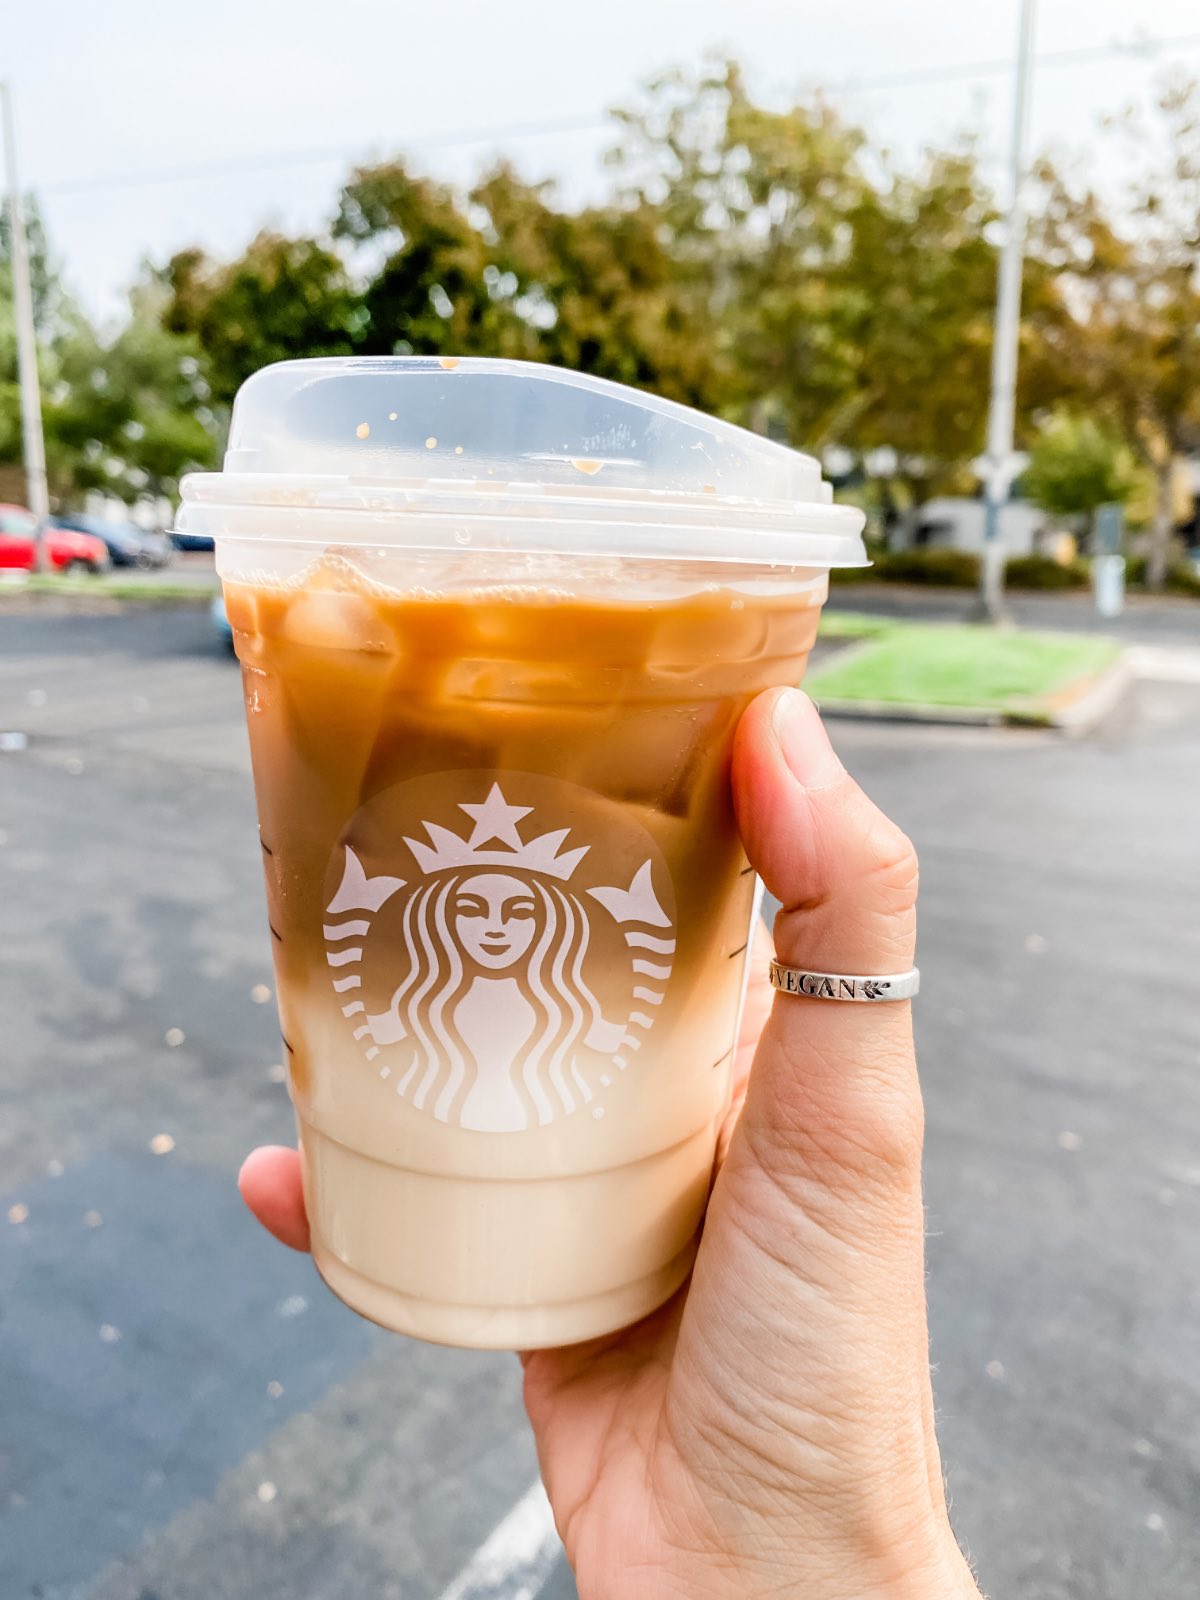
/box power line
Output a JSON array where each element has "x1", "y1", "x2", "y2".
[
  {"x1": 36, "y1": 113, "x2": 610, "y2": 197},
  {"x1": 34, "y1": 30, "x2": 1200, "y2": 199},
  {"x1": 837, "y1": 29, "x2": 1200, "y2": 94}
]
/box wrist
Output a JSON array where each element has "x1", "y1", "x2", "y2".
[{"x1": 872, "y1": 1529, "x2": 980, "y2": 1600}]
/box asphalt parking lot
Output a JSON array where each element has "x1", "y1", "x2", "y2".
[{"x1": 1, "y1": 605, "x2": 1198, "y2": 1600}]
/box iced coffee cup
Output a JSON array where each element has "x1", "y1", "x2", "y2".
[{"x1": 177, "y1": 357, "x2": 866, "y2": 1349}]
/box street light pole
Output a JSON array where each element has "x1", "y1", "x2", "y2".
[
  {"x1": 979, "y1": 0, "x2": 1037, "y2": 623},
  {"x1": 1, "y1": 81, "x2": 50, "y2": 570}
]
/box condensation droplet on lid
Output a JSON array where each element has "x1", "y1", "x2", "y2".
[
  {"x1": 1057, "y1": 1130, "x2": 1082, "y2": 1152},
  {"x1": 250, "y1": 983, "x2": 272, "y2": 1004},
  {"x1": 99, "y1": 1323, "x2": 121, "y2": 1343},
  {"x1": 65, "y1": 756, "x2": 84, "y2": 775},
  {"x1": 453, "y1": 530, "x2": 470, "y2": 546},
  {"x1": 149, "y1": 1133, "x2": 176, "y2": 1155},
  {"x1": 83, "y1": 1210, "x2": 103, "y2": 1228},
  {"x1": 592, "y1": 1107, "x2": 605, "y2": 1119},
  {"x1": 165, "y1": 1027, "x2": 185, "y2": 1048},
  {"x1": 27, "y1": 689, "x2": 47, "y2": 707},
  {"x1": 1025, "y1": 933, "x2": 1048, "y2": 955},
  {"x1": 1133, "y1": 1437, "x2": 1156, "y2": 1458},
  {"x1": 277, "y1": 1294, "x2": 308, "y2": 1318},
  {"x1": 0, "y1": 732, "x2": 28, "y2": 752},
  {"x1": 570, "y1": 458, "x2": 602, "y2": 475},
  {"x1": 267, "y1": 1380, "x2": 284, "y2": 1398},
  {"x1": 702, "y1": 484, "x2": 716, "y2": 494},
  {"x1": 256, "y1": 1481, "x2": 277, "y2": 1504},
  {"x1": 425, "y1": 436, "x2": 437, "y2": 449},
  {"x1": 1145, "y1": 1512, "x2": 1165, "y2": 1533},
  {"x1": 454, "y1": 445, "x2": 464, "y2": 454},
  {"x1": 438, "y1": 357, "x2": 460, "y2": 370},
  {"x1": 388, "y1": 411, "x2": 398, "y2": 421},
  {"x1": 355, "y1": 423, "x2": 370, "y2": 440},
  {"x1": 985, "y1": 1359, "x2": 1005, "y2": 1381},
  {"x1": 46, "y1": 1158, "x2": 64, "y2": 1178},
  {"x1": 268, "y1": 1062, "x2": 286, "y2": 1083},
  {"x1": 7, "y1": 1203, "x2": 29, "y2": 1225}
]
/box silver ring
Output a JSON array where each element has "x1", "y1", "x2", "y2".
[{"x1": 768, "y1": 959, "x2": 919, "y2": 1002}]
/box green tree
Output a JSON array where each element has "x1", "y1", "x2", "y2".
[
  {"x1": 1033, "y1": 75, "x2": 1200, "y2": 587},
  {"x1": 45, "y1": 279, "x2": 218, "y2": 503},
  {"x1": 1023, "y1": 408, "x2": 1138, "y2": 529},
  {"x1": 606, "y1": 60, "x2": 1075, "y2": 525},
  {"x1": 471, "y1": 164, "x2": 725, "y2": 406},
  {"x1": 835, "y1": 143, "x2": 998, "y2": 508},
  {"x1": 609, "y1": 61, "x2": 871, "y2": 440},
  {"x1": 334, "y1": 160, "x2": 530, "y2": 359},
  {"x1": 163, "y1": 232, "x2": 366, "y2": 407}
]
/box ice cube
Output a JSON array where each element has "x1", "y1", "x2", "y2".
[{"x1": 283, "y1": 589, "x2": 395, "y2": 654}]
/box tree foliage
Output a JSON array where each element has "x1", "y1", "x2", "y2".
[
  {"x1": 163, "y1": 233, "x2": 365, "y2": 408},
  {"x1": 1, "y1": 202, "x2": 218, "y2": 504},
  {"x1": 3, "y1": 60, "x2": 1199, "y2": 569},
  {"x1": 1024, "y1": 408, "x2": 1138, "y2": 519},
  {"x1": 1029, "y1": 73, "x2": 1200, "y2": 581}
]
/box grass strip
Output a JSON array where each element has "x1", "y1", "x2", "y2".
[
  {"x1": 16, "y1": 576, "x2": 218, "y2": 602},
  {"x1": 807, "y1": 624, "x2": 1119, "y2": 711}
]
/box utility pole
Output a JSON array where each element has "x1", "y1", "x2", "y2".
[
  {"x1": 978, "y1": 0, "x2": 1037, "y2": 623},
  {"x1": 1, "y1": 81, "x2": 49, "y2": 571}
]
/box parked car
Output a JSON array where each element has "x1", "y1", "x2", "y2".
[
  {"x1": 52, "y1": 513, "x2": 174, "y2": 569},
  {"x1": 0, "y1": 505, "x2": 109, "y2": 574},
  {"x1": 171, "y1": 529, "x2": 215, "y2": 553},
  {"x1": 211, "y1": 592, "x2": 235, "y2": 651}
]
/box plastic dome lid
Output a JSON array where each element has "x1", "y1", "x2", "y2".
[{"x1": 178, "y1": 357, "x2": 867, "y2": 567}]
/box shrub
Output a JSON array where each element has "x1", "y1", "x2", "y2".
[
  {"x1": 829, "y1": 562, "x2": 884, "y2": 584},
  {"x1": 876, "y1": 548, "x2": 981, "y2": 586},
  {"x1": 827, "y1": 544, "x2": 1200, "y2": 595},
  {"x1": 1166, "y1": 562, "x2": 1200, "y2": 598},
  {"x1": 1003, "y1": 555, "x2": 1089, "y2": 590},
  {"x1": 1122, "y1": 554, "x2": 1200, "y2": 596}
]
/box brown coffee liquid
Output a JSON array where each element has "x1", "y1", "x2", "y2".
[{"x1": 225, "y1": 553, "x2": 822, "y2": 1344}]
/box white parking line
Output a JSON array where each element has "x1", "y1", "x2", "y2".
[
  {"x1": 1127, "y1": 644, "x2": 1200, "y2": 684},
  {"x1": 436, "y1": 1478, "x2": 563, "y2": 1600}
]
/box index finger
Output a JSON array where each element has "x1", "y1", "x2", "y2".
[{"x1": 238, "y1": 1144, "x2": 311, "y2": 1252}]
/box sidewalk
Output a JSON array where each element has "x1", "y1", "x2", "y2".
[{"x1": 825, "y1": 583, "x2": 1199, "y2": 645}]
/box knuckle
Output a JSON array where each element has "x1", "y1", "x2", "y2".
[
  {"x1": 862, "y1": 814, "x2": 920, "y2": 912},
  {"x1": 803, "y1": 1073, "x2": 926, "y2": 1190},
  {"x1": 747, "y1": 1058, "x2": 927, "y2": 1195}
]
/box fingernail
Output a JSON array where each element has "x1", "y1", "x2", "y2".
[{"x1": 771, "y1": 689, "x2": 844, "y2": 789}]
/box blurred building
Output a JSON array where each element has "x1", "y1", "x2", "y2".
[{"x1": 891, "y1": 496, "x2": 1047, "y2": 557}]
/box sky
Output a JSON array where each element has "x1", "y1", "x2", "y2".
[{"x1": 10, "y1": 0, "x2": 1200, "y2": 325}]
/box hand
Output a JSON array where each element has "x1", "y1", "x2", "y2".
[{"x1": 240, "y1": 689, "x2": 980, "y2": 1600}]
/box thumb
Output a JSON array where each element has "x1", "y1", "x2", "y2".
[
  {"x1": 732, "y1": 687, "x2": 920, "y2": 1190},
  {"x1": 665, "y1": 689, "x2": 946, "y2": 1559}
]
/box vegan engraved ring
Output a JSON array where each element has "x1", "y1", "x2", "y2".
[{"x1": 768, "y1": 960, "x2": 920, "y2": 1003}]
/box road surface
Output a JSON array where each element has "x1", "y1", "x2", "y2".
[{"x1": 1, "y1": 608, "x2": 1197, "y2": 1599}]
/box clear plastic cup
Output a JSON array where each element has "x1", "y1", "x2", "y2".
[{"x1": 178, "y1": 357, "x2": 866, "y2": 1349}]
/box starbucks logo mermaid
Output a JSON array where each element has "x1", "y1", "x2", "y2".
[{"x1": 322, "y1": 777, "x2": 676, "y2": 1132}]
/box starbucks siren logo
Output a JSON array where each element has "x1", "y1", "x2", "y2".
[{"x1": 322, "y1": 779, "x2": 675, "y2": 1132}]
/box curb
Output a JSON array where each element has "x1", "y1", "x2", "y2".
[
  {"x1": 814, "y1": 698, "x2": 1006, "y2": 727},
  {"x1": 817, "y1": 649, "x2": 1134, "y2": 734},
  {"x1": 1023, "y1": 651, "x2": 1133, "y2": 735}
]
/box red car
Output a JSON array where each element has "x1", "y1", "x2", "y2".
[{"x1": 0, "y1": 504, "x2": 110, "y2": 574}]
